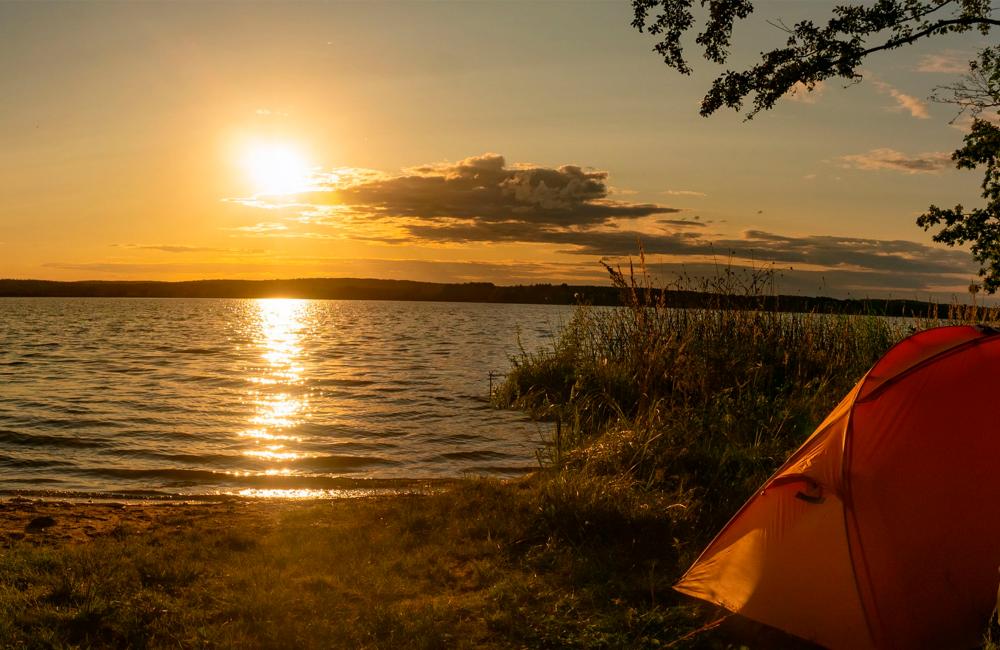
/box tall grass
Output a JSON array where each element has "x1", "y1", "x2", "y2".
[
  {"x1": 495, "y1": 258, "x2": 1000, "y2": 645},
  {"x1": 494, "y1": 259, "x2": 908, "y2": 561}
]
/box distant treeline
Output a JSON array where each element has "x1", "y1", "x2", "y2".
[{"x1": 0, "y1": 277, "x2": 954, "y2": 317}]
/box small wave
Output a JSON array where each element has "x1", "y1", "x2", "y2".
[
  {"x1": 465, "y1": 465, "x2": 536, "y2": 476},
  {"x1": 314, "y1": 378, "x2": 375, "y2": 387},
  {"x1": 18, "y1": 351, "x2": 55, "y2": 359},
  {"x1": 81, "y1": 467, "x2": 223, "y2": 482},
  {"x1": 171, "y1": 347, "x2": 223, "y2": 355},
  {"x1": 0, "y1": 429, "x2": 107, "y2": 449},
  {"x1": 439, "y1": 433, "x2": 485, "y2": 443},
  {"x1": 3, "y1": 416, "x2": 126, "y2": 430},
  {"x1": 102, "y1": 449, "x2": 238, "y2": 466},
  {"x1": 297, "y1": 455, "x2": 399, "y2": 471},
  {"x1": 0, "y1": 455, "x2": 75, "y2": 469},
  {"x1": 76, "y1": 467, "x2": 407, "y2": 489},
  {"x1": 440, "y1": 450, "x2": 511, "y2": 461}
]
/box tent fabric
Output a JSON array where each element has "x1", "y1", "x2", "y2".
[{"x1": 674, "y1": 325, "x2": 1000, "y2": 649}]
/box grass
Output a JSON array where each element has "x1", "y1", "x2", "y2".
[
  {"x1": 4, "y1": 260, "x2": 997, "y2": 648},
  {"x1": 1, "y1": 484, "x2": 707, "y2": 649}
]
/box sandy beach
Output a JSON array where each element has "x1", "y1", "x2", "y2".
[{"x1": 0, "y1": 497, "x2": 297, "y2": 547}]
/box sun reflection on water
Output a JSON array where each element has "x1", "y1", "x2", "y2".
[
  {"x1": 242, "y1": 299, "x2": 310, "y2": 466},
  {"x1": 237, "y1": 488, "x2": 347, "y2": 499}
]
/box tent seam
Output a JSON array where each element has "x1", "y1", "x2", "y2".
[
  {"x1": 841, "y1": 392, "x2": 885, "y2": 649},
  {"x1": 857, "y1": 330, "x2": 999, "y2": 404}
]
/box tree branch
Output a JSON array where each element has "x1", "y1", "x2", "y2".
[{"x1": 858, "y1": 17, "x2": 1000, "y2": 60}]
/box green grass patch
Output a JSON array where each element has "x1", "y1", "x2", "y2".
[{"x1": 1, "y1": 482, "x2": 725, "y2": 649}]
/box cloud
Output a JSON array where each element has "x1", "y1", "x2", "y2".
[
  {"x1": 662, "y1": 189, "x2": 707, "y2": 197},
  {"x1": 641, "y1": 261, "x2": 975, "y2": 299},
  {"x1": 231, "y1": 222, "x2": 290, "y2": 233},
  {"x1": 113, "y1": 244, "x2": 266, "y2": 254},
  {"x1": 296, "y1": 153, "x2": 678, "y2": 227},
  {"x1": 785, "y1": 81, "x2": 826, "y2": 104},
  {"x1": 947, "y1": 111, "x2": 1000, "y2": 132},
  {"x1": 916, "y1": 51, "x2": 969, "y2": 74},
  {"x1": 45, "y1": 241, "x2": 978, "y2": 300},
  {"x1": 872, "y1": 81, "x2": 930, "y2": 119},
  {"x1": 838, "y1": 148, "x2": 952, "y2": 173},
  {"x1": 657, "y1": 219, "x2": 707, "y2": 228},
  {"x1": 707, "y1": 230, "x2": 972, "y2": 276},
  {"x1": 42, "y1": 258, "x2": 607, "y2": 285},
  {"x1": 228, "y1": 152, "x2": 977, "y2": 298},
  {"x1": 395, "y1": 219, "x2": 973, "y2": 277}
]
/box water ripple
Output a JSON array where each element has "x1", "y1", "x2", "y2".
[{"x1": 0, "y1": 298, "x2": 568, "y2": 496}]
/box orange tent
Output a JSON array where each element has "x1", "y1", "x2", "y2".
[{"x1": 676, "y1": 325, "x2": 1000, "y2": 649}]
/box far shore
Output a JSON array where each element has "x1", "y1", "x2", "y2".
[{"x1": 0, "y1": 276, "x2": 969, "y2": 316}]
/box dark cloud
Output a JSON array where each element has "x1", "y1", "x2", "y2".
[
  {"x1": 302, "y1": 153, "x2": 677, "y2": 227},
  {"x1": 657, "y1": 219, "x2": 706, "y2": 228},
  {"x1": 400, "y1": 222, "x2": 975, "y2": 278},
  {"x1": 642, "y1": 261, "x2": 978, "y2": 300},
  {"x1": 709, "y1": 230, "x2": 974, "y2": 276}
]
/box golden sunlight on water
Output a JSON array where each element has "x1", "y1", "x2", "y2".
[
  {"x1": 1, "y1": 298, "x2": 551, "y2": 496},
  {"x1": 239, "y1": 299, "x2": 312, "y2": 473}
]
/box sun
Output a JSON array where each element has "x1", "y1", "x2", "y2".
[{"x1": 241, "y1": 141, "x2": 311, "y2": 196}]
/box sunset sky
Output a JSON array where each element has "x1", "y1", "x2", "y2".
[{"x1": 0, "y1": 1, "x2": 994, "y2": 299}]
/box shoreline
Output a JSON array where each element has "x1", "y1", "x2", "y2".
[
  {"x1": 0, "y1": 277, "x2": 976, "y2": 315},
  {"x1": 0, "y1": 473, "x2": 512, "y2": 546},
  {"x1": 0, "y1": 478, "x2": 472, "y2": 547},
  {"x1": 0, "y1": 477, "x2": 468, "y2": 504}
]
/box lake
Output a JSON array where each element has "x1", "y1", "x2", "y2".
[{"x1": 0, "y1": 298, "x2": 573, "y2": 497}]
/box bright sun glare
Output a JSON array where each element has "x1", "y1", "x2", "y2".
[{"x1": 242, "y1": 142, "x2": 311, "y2": 196}]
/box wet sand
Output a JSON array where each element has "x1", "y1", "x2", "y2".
[
  {"x1": 0, "y1": 479, "x2": 464, "y2": 547},
  {"x1": 0, "y1": 497, "x2": 326, "y2": 547}
]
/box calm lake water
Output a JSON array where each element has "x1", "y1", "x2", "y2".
[{"x1": 0, "y1": 298, "x2": 572, "y2": 498}]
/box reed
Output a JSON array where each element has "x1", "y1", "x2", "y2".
[{"x1": 495, "y1": 259, "x2": 911, "y2": 545}]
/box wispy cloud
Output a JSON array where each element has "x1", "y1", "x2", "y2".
[
  {"x1": 230, "y1": 222, "x2": 290, "y2": 233},
  {"x1": 947, "y1": 111, "x2": 1000, "y2": 132},
  {"x1": 916, "y1": 51, "x2": 969, "y2": 74},
  {"x1": 838, "y1": 148, "x2": 952, "y2": 174},
  {"x1": 872, "y1": 80, "x2": 930, "y2": 119},
  {"x1": 785, "y1": 80, "x2": 826, "y2": 104},
  {"x1": 662, "y1": 189, "x2": 707, "y2": 198},
  {"x1": 42, "y1": 258, "x2": 608, "y2": 285},
  {"x1": 113, "y1": 244, "x2": 267, "y2": 254},
  {"x1": 657, "y1": 219, "x2": 707, "y2": 228}
]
